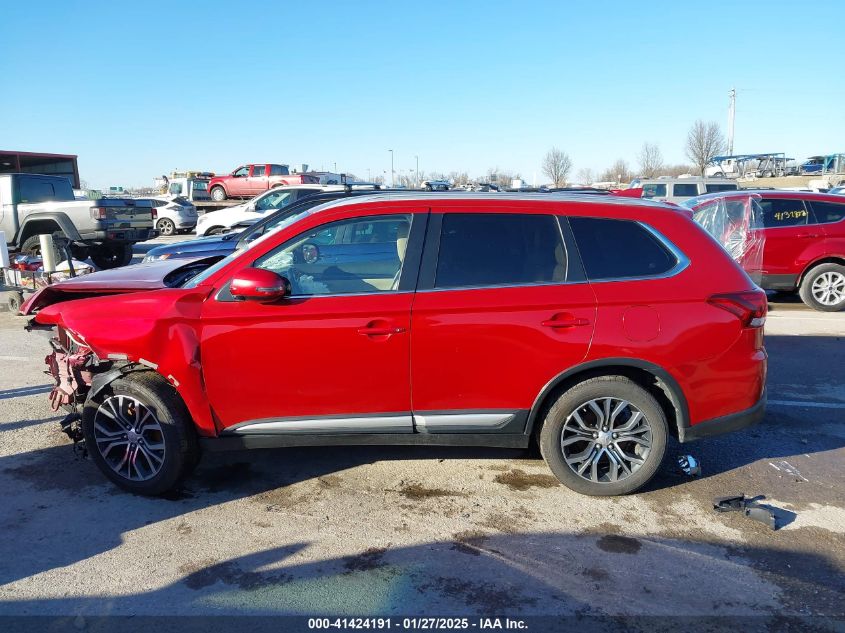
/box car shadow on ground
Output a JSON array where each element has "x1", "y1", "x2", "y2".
[
  {"x1": 1, "y1": 335, "x2": 842, "y2": 588},
  {"x1": 0, "y1": 532, "x2": 843, "y2": 620}
]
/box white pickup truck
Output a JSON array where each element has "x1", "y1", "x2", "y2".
[{"x1": 0, "y1": 174, "x2": 156, "y2": 268}]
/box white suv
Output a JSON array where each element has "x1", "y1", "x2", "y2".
[{"x1": 631, "y1": 177, "x2": 738, "y2": 204}]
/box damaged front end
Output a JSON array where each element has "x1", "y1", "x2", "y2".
[{"x1": 31, "y1": 320, "x2": 98, "y2": 454}]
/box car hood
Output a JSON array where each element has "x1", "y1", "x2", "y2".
[{"x1": 19, "y1": 257, "x2": 212, "y2": 315}]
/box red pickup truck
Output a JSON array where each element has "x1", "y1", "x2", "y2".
[{"x1": 208, "y1": 164, "x2": 320, "y2": 201}]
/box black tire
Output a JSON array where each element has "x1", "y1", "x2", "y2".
[
  {"x1": 424, "y1": 184, "x2": 433, "y2": 191},
  {"x1": 205, "y1": 226, "x2": 225, "y2": 236},
  {"x1": 7, "y1": 292, "x2": 23, "y2": 313},
  {"x1": 156, "y1": 217, "x2": 176, "y2": 236},
  {"x1": 90, "y1": 243, "x2": 133, "y2": 269},
  {"x1": 70, "y1": 244, "x2": 89, "y2": 261},
  {"x1": 539, "y1": 376, "x2": 668, "y2": 496},
  {"x1": 20, "y1": 234, "x2": 63, "y2": 264},
  {"x1": 82, "y1": 372, "x2": 200, "y2": 496},
  {"x1": 798, "y1": 263, "x2": 845, "y2": 312},
  {"x1": 210, "y1": 186, "x2": 227, "y2": 201}
]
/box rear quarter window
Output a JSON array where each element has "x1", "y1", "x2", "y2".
[
  {"x1": 809, "y1": 201, "x2": 845, "y2": 224},
  {"x1": 569, "y1": 217, "x2": 678, "y2": 280}
]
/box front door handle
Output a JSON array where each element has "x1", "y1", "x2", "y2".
[
  {"x1": 357, "y1": 325, "x2": 406, "y2": 336},
  {"x1": 541, "y1": 316, "x2": 590, "y2": 329}
]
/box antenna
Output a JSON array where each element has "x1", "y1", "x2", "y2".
[{"x1": 727, "y1": 87, "x2": 736, "y2": 155}]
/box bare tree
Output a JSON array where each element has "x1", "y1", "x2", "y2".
[
  {"x1": 599, "y1": 159, "x2": 633, "y2": 184},
  {"x1": 662, "y1": 163, "x2": 696, "y2": 177},
  {"x1": 541, "y1": 147, "x2": 573, "y2": 187},
  {"x1": 685, "y1": 120, "x2": 725, "y2": 176},
  {"x1": 637, "y1": 143, "x2": 664, "y2": 178},
  {"x1": 576, "y1": 168, "x2": 594, "y2": 185}
]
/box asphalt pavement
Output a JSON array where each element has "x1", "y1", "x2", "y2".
[{"x1": 0, "y1": 275, "x2": 842, "y2": 624}]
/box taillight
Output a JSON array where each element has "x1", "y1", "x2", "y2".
[
  {"x1": 90, "y1": 207, "x2": 107, "y2": 220},
  {"x1": 151, "y1": 208, "x2": 158, "y2": 219},
  {"x1": 708, "y1": 290, "x2": 767, "y2": 328}
]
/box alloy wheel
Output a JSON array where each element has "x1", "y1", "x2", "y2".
[
  {"x1": 93, "y1": 395, "x2": 166, "y2": 481},
  {"x1": 157, "y1": 218, "x2": 175, "y2": 236},
  {"x1": 811, "y1": 271, "x2": 845, "y2": 306},
  {"x1": 560, "y1": 397, "x2": 652, "y2": 484}
]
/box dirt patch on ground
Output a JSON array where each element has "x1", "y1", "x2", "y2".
[
  {"x1": 318, "y1": 475, "x2": 342, "y2": 488},
  {"x1": 396, "y1": 483, "x2": 466, "y2": 500},
  {"x1": 596, "y1": 534, "x2": 642, "y2": 554},
  {"x1": 493, "y1": 468, "x2": 559, "y2": 491},
  {"x1": 344, "y1": 546, "x2": 388, "y2": 572}
]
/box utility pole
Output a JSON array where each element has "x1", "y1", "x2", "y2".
[
  {"x1": 415, "y1": 155, "x2": 419, "y2": 188},
  {"x1": 727, "y1": 87, "x2": 736, "y2": 156},
  {"x1": 388, "y1": 149, "x2": 394, "y2": 187}
]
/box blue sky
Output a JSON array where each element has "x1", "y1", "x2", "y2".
[{"x1": 1, "y1": 0, "x2": 842, "y2": 187}]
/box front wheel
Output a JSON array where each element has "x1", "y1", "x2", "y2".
[
  {"x1": 20, "y1": 234, "x2": 63, "y2": 264},
  {"x1": 89, "y1": 243, "x2": 133, "y2": 269},
  {"x1": 799, "y1": 263, "x2": 845, "y2": 312},
  {"x1": 539, "y1": 376, "x2": 668, "y2": 496},
  {"x1": 81, "y1": 373, "x2": 199, "y2": 495},
  {"x1": 210, "y1": 186, "x2": 227, "y2": 201}
]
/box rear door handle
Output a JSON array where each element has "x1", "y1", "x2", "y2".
[{"x1": 541, "y1": 317, "x2": 590, "y2": 328}]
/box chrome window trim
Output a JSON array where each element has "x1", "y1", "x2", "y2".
[{"x1": 414, "y1": 279, "x2": 589, "y2": 294}]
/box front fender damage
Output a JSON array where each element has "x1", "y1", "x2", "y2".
[{"x1": 35, "y1": 288, "x2": 217, "y2": 440}]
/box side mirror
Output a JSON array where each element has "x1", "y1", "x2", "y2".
[{"x1": 229, "y1": 268, "x2": 290, "y2": 302}]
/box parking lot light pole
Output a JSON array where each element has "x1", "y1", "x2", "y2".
[
  {"x1": 388, "y1": 149, "x2": 394, "y2": 187},
  {"x1": 415, "y1": 155, "x2": 419, "y2": 188}
]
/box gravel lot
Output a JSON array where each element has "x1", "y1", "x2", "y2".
[{"x1": 0, "y1": 260, "x2": 842, "y2": 623}]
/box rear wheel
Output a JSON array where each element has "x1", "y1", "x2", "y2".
[
  {"x1": 156, "y1": 217, "x2": 176, "y2": 236},
  {"x1": 799, "y1": 263, "x2": 845, "y2": 312},
  {"x1": 82, "y1": 373, "x2": 199, "y2": 496},
  {"x1": 20, "y1": 234, "x2": 63, "y2": 264},
  {"x1": 90, "y1": 243, "x2": 133, "y2": 269},
  {"x1": 539, "y1": 376, "x2": 668, "y2": 496},
  {"x1": 210, "y1": 186, "x2": 227, "y2": 201}
]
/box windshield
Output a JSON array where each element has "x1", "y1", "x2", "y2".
[{"x1": 181, "y1": 209, "x2": 313, "y2": 288}]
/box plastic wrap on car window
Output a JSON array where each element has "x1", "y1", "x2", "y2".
[{"x1": 693, "y1": 194, "x2": 765, "y2": 277}]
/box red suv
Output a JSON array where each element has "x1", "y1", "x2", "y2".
[
  {"x1": 687, "y1": 191, "x2": 845, "y2": 311},
  {"x1": 33, "y1": 194, "x2": 767, "y2": 496}
]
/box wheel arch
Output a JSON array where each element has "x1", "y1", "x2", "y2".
[
  {"x1": 798, "y1": 255, "x2": 845, "y2": 287},
  {"x1": 17, "y1": 212, "x2": 82, "y2": 245},
  {"x1": 525, "y1": 358, "x2": 690, "y2": 441}
]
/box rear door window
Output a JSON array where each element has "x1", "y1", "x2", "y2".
[
  {"x1": 641, "y1": 183, "x2": 667, "y2": 198},
  {"x1": 808, "y1": 201, "x2": 845, "y2": 224},
  {"x1": 672, "y1": 183, "x2": 699, "y2": 197},
  {"x1": 569, "y1": 217, "x2": 678, "y2": 280},
  {"x1": 250, "y1": 165, "x2": 267, "y2": 177},
  {"x1": 759, "y1": 198, "x2": 809, "y2": 228},
  {"x1": 434, "y1": 213, "x2": 567, "y2": 289},
  {"x1": 269, "y1": 164, "x2": 289, "y2": 176}
]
